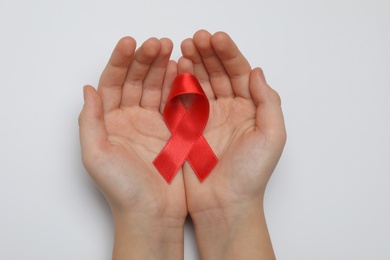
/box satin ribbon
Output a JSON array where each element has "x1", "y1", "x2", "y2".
[{"x1": 153, "y1": 73, "x2": 218, "y2": 183}]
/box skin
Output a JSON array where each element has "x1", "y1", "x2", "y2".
[{"x1": 79, "y1": 30, "x2": 286, "y2": 260}]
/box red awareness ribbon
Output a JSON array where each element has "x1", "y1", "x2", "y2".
[{"x1": 153, "y1": 73, "x2": 218, "y2": 183}]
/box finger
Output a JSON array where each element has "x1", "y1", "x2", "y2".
[
  {"x1": 193, "y1": 30, "x2": 234, "y2": 98},
  {"x1": 140, "y1": 38, "x2": 173, "y2": 110},
  {"x1": 98, "y1": 37, "x2": 136, "y2": 113},
  {"x1": 177, "y1": 56, "x2": 194, "y2": 74},
  {"x1": 181, "y1": 38, "x2": 216, "y2": 100},
  {"x1": 211, "y1": 32, "x2": 252, "y2": 99},
  {"x1": 176, "y1": 56, "x2": 200, "y2": 107},
  {"x1": 79, "y1": 85, "x2": 107, "y2": 166},
  {"x1": 249, "y1": 68, "x2": 286, "y2": 145},
  {"x1": 160, "y1": 60, "x2": 178, "y2": 113},
  {"x1": 121, "y1": 38, "x2": 161, "y2": 108}
]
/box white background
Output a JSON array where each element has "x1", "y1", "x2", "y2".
[{"x1": 1, "y1": 0, "x2": 389, "y2": 259}]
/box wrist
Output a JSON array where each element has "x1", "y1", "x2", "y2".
[
  {"x1": 190, "y1": 199, "x2": 275, "y2": 260},
  {"x1": 112, "y1": 210, "x2": 185, "y2": 260}
]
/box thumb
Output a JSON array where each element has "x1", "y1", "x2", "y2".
[
  {"x1": 78, "y1": 85, "x2": 107, "y2": 160},
  {"x1": 249, "y1": 68, "x2": 286, "y2": 145}
]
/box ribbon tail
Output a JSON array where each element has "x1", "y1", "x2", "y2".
[{"x1": 187, "y1": 136, "x2": 218, "y2": 182}]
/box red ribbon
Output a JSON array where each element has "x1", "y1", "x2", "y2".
[{"x1": 153, "y1": 73, "x2": 218, "y2": 183}]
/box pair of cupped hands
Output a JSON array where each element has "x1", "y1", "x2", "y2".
[{"x1": 79, "y1": 29, "x2": 285, "y2": 259}]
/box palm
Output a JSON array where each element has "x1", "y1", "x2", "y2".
[
  {"x1": 206, "y1": 97, "x2": 267, "y2": 191},
  {"x1": 101, "y1": 107, "x2": 186, "y2": 215},
  {"x1": 183, "y1": 92, "x2": 277, "y2": 213}
]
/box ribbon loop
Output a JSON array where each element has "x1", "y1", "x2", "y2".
[{"x1": 153, "y1": 73, "x2": 218, "y2": 183}]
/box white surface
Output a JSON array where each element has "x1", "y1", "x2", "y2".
[{"x1": 1, "y1": 0, "x2": 389, "y2": 259}]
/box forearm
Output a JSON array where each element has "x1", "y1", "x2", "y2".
[
  {"x1": 112, "y1": 211, "x2": 185, "y2": 260},
  {"x1": 191, "y1": 199, "x2": 275, "y2": 260}
]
